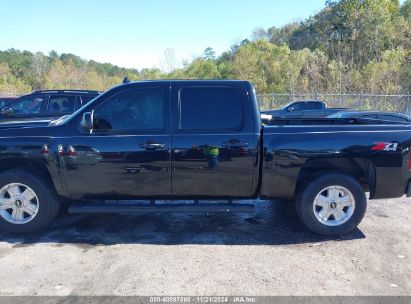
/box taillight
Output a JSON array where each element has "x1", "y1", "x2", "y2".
[
  {"x1": 40, "y1": 144, "x2": 49, "y2": 155},
  {"x1": 58, "y1": 145, "x2": 64, "y2": 157},
  {"x1": 57, "y1": 145, "x2": 76, "y2": 156},
  {"x1": 66, "y1": 146, "x2": 76, "y2": 156}
]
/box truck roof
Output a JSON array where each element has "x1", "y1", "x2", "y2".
[
  {"x1": 32, "y1": 90, "x2": 101, "y2": 94},
  {"x1": 107, "y1": 79, "x2": 252, "y2": 92},
  {"x1": 122, "y1": 79, "x2": 248, "y2": 84}
]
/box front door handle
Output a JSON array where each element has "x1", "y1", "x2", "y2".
[{"x1": 140, "y1": 142, "x2": 166, "y2": 149}]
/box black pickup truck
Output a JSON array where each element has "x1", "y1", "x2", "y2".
[{"x1": 0, "y1": 80, "x2": 410, "y2": 235}]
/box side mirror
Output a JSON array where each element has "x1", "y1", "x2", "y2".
[
  {"x1": 288, "y1": 106, "x2": 294, "y2": 112},
  {"x1": 1, "y1": 107, "x2": 12, "y2": 115},
  {"x1": 81, "y1": 111, "x2": 93, "y2": 131}
]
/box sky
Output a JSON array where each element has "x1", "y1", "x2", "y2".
[{"x1": 0, "y1": 0, "x2": 404, "y2": 70}]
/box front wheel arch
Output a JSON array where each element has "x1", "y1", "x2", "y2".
[{"x1": 0, "y1": 169, "x2": 60, "y2": 233}]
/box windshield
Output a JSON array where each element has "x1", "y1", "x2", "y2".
[
  {"x1": 5, "y1": 95, "x2": 45, "y2": 115},
  {"x1": 279, "y1": 103, "x2": 293, "y2": 110},
  {"x1": 0, "y1": 98, "x2": 13, "y2": 108}
]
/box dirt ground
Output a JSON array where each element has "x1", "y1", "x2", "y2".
[{"x1": 0, "y1": 197, "x2": 409, "y2": 296}]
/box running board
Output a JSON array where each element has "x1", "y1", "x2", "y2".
[{"x1": 68, "y1": 202, "x2": 255, "y2": 214}]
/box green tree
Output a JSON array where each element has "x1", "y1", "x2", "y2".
[
  {"x1": 362, "y1": 48, "x2": 407, "y2": 94},
  {"x1": 228, "y1": 40, "x2": 295, "y2": 93},
  {"x1": 268, "y1": 22, "x2": 300, "y2": 45},
  {"x1": 203, "y1": 47, "x2": 216, "y2": 60},
  {"x1": 1, "y1": 0, "x2": 410, "y2": 96},
  {"x1": 0, "y1": 63, "x2": 31, "y2": 93},
  {"x1": 185, "y1": 58, "x2": 220, "y2": 79},
  {"x1": 29, "y1": 52, "x2": 49, "y2": 90}
]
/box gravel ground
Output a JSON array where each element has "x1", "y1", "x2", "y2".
[{"x1": 0, "y1": 197, "x2": 409, "y2": 296}]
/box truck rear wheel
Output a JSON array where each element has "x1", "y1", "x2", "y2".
[
  {"x1": 296, "y1": 173, "x2": 367, "y2": 236},
  {"x1": 0, "y1": 170, "x2": 59, "y2": 234}
]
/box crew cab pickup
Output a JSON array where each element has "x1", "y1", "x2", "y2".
[
  {"x1": 0, "y1": 80, "x2": 410, "y2": 235},
  {"x1": 262, "y1": 100, "x2": 347, "y2": 119}
]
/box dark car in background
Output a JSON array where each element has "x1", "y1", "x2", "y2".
[
  {"x1": 328, "y1": 111, "x2": 411, "y2": 124},
  {"x1": 0, "y1": 90, "x2": 100, "y2": 124},
  {"x1": 261, "y1": 100, "x2": 348, "y2": 119},
  {"x1": 0, "y1": 97, "x2": 17, "y2": 109}
]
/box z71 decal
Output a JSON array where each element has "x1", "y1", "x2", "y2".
[{"x1": 371, "y1": 142, "x2": 398, "y2": 151}]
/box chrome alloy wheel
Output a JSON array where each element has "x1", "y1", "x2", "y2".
[
  {"x1": 0, "y1": 183, "x2": 39, "y2": 224},
  {"x1": 313, "y1": 185, "x2": 355, "y2": 226}
]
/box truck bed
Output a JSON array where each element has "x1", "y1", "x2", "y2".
[
  {"x1": 263, "y1": 117, "x2": 409, "y2": 125},
  {"x1": 261, "y1": 122, "x2": 411, "y2": 200}
]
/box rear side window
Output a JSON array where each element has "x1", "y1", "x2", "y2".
[
  {"x1": 46, "y1": 95, "x2": 76, "y2": 114},
  {"x1": 179, "y1": 87, "x2": 243, "y2": 130},
  {"x1": 306, "y1": 102, "x2": 322, "y2": 110}
]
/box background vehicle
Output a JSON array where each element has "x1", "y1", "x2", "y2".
[
  {"x1": 0, "y1": 80, "x2": 410, "y2": 236},
  {"x1": 0, "y1": 90, "x2": 100, "y2": 121},
  {"x1": 328, "y1": 110, "x2": 411, "y2": 124},
  {"x1": 0, "y1": 97, "x2": 17, "y2": 109},
  {"x1": 262, "y1": 100, "x2": 348, "y2": 118}
]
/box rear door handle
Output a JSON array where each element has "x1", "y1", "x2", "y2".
[
  {"x1": 140, "y1": 142, "x2": 166, "y2": 149},
  {"x1": 222, "y1": 140, "x2": 249, "y2": 148}
]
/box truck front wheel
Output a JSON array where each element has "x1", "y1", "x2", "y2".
[
  {"x1": 296, "y1": 173, "x2": 367, "y2": 236},
  {"x1": 0, "y1": 170, "x2": 60, "y2": 234}
]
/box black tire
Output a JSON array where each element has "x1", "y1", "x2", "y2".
[
  {"x1": 296, "y1": 173, "x2": 367, "y2": 236},
  {"x1": 0, "y1": 169, "x2": 60, "y2": 234}
]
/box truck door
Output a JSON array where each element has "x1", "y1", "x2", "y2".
[
  {"x1": 61, "y1": 84, "x2": 172, "y2": 200},
  {"x1": 284, "y1": 102, "x2": 306, "y2": 118},
  {"x1": 170, "y1": 83, "x2": 258, "y2": 198}
]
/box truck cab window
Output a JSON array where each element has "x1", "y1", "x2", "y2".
[
  {"x1": 288, "y1": 102, "x2": 304, "y2": 111},
  {"x1": 179, "y1": 87, "x2": 243, "y2": 130},
  {"x1": 306, "y1": 102, "x2": 322, "y2": 110},
  {"x1": 10, "y1": 96, "x2": 46, "y2": 114},
  {"x1": 93, "y1": 88, "x2": 165, "y2": 131},
  {"x1": 46, "y1": 95, "x2": 76, "y2": 114}
]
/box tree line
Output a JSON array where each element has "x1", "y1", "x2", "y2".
[{"x1": 0, "y1": 0, "x2": 410, "y2": 95}]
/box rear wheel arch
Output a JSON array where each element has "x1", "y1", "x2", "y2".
[
  {"x1": 295, "y1": 172, "x2": 367, "y2": 235},
  {"x1": 295, "y1": 157, "x2": 375, "y2": 198}
]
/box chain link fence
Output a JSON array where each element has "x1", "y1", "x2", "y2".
[{"x1": 257, "y1": 93, "x2": 411, "y2": 115}]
